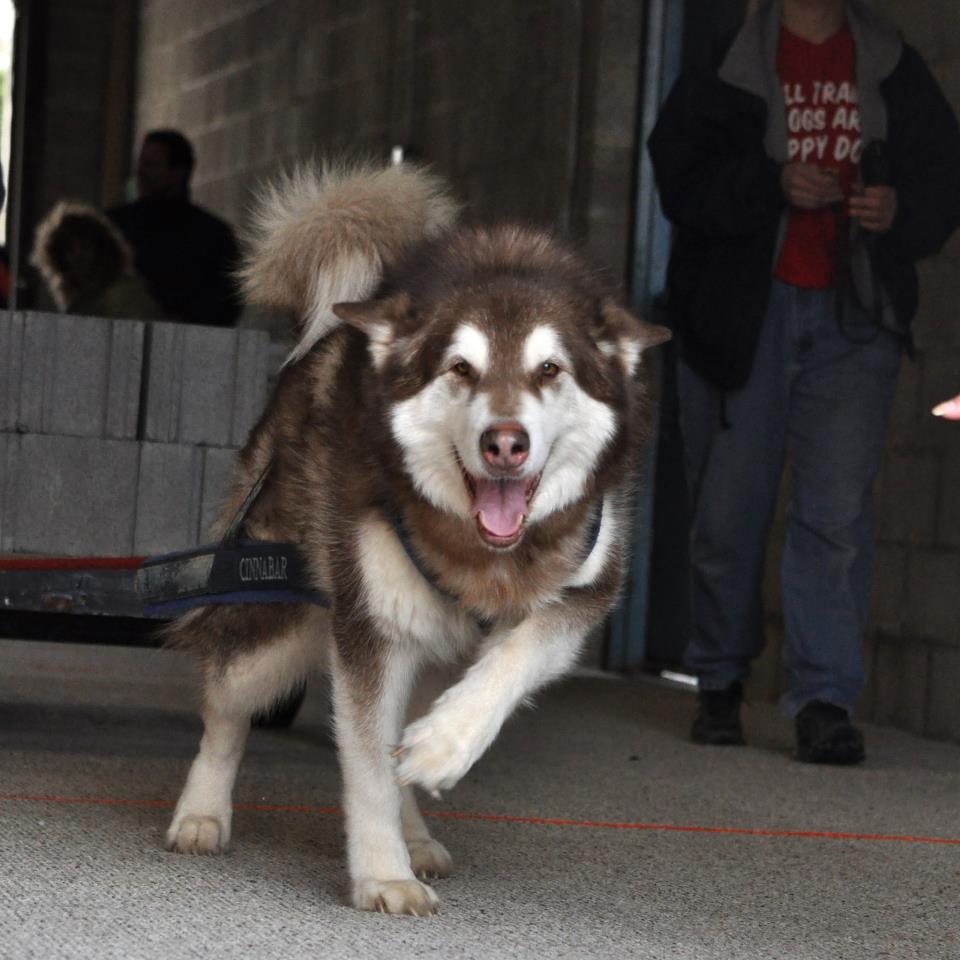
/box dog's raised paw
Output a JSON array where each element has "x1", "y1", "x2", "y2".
[
  {"x1": 395, "y1": 714, "x2": 474, "y2": 794},
  {"x1": 165, "y1": 815, "x2": 228, "y2": 855},
  {"x1": 353, "y1": 878, "x2": 440, "y2": 917},
  {"x1": 407, "y1": 838, "x2": 453, "y2": 880}
]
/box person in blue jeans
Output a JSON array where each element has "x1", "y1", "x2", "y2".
[{"x1": 648, "y1": 0, "x2": 960, "y2": 762}]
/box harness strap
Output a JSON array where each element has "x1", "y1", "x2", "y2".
[
  {"x1": 389, "y1": 498, "x2": 606, "y2": 600},
  {"x1": 137, "y1": 459, "x2": 327, "y2": 616},
  {"x1": 137, "y1": 538, "x2": 329, "y2": 617},
  {"x1": 388, "y1": 507, "x2": 444, "y2": 597},
  {"x1": 139, "y1": 453, "x2": 607, "y2": 618},
  {"x1": 222, "y1": 461, "x2": 274, "y2": 546},
  {"x1": 582, "y1": 498, "x2": 605, "y2": 563}
]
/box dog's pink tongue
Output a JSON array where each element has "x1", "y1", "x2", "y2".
[{"x1": 471, "y1": 478, "x2": 527, "y2": 537}]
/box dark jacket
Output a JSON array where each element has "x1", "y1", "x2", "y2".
[
  {"x1": 108, "y1": 196, "x2": 241, "y2": 327},
  {"x1": 648, "y1": 0, "x2": 960, "y2": 390}
]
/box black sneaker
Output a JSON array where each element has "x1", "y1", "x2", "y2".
[
  {"x1": 691, "y1": 682, "x2": 745, "y2": 746},
  {"x1": 795, "y1": 700, "x2": 865, "y2": 765}
]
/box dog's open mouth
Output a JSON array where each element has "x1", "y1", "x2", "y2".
[{"x1": 462, "y1": 471, "x2": 541, "y2": 548}]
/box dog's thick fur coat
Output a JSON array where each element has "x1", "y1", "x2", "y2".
[{"x1": 165, "y1": 162, "x2": 669, "y2": 916}]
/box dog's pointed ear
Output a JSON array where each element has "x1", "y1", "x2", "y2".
[
  {"x1": 332, "y1": 293, "x2": 413, "y2": 369},
  {"x1": 595, "y1": 299, "x2": 671, "y2": 377}
]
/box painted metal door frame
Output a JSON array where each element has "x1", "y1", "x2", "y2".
[{"x1": 606, "y1": 0, "x2": 685, "y2": 671}]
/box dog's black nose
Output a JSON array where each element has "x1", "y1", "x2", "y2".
[{"x1": 480, "y1": 424, "x2": 529, "y2": 470}]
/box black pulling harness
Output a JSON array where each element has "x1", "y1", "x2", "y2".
[{"x1": 136, "y1": 462, "x2": 605, "y2": 617}]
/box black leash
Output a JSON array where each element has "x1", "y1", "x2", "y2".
[{"x1": 835, "y1": 139, "x2": 892, "y2": 345}]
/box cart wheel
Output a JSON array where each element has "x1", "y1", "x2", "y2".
[{"x1": 252, "y1": 682, "x2": 307, "y2": 729}]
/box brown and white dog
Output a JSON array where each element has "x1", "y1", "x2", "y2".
[{"x1": 164, "y1": 162, "x2": 669, "y2": 916}]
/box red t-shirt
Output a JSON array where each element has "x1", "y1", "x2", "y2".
[{"x1": 774, "y1": 24, "x2": 861, "y2": 288}]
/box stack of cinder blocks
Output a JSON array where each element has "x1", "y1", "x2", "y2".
[{"x1": 0, "y1": 311, "x2": 277, "y2": 558}]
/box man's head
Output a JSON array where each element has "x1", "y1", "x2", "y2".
[{"x1": 136, "y1": 129, "x2": 195, "y2": 200}]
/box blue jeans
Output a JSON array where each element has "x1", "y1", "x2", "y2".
[{"x1": 679, "y1": 279, "x2": 901, "y2": 717}]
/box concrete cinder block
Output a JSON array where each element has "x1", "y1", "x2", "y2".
[
  {"x1": 873, "y1": 0, "x2": 942, "y2": 63},
  {"x1": 134, "y1": 443, "x2": 205, "y2": 555},
  {"x1": 293, "y1": 22, "x2": 332, "y2": 97},
  {"x1": 231, "y1": 329, "x2": 273, "y2": 447},
  {"x1": 0, "y1": 432, "x2": 12, "y2": 552},
  {"x1": 0, "y1": 311, "x2": 24, "y2": 432},
  {"x1": 144, "y1": 324, "x2": 238, "y2": 447},
  {"x1": 936, "y1": 451, "x2": 960, "y2": 547},
  {"x1": 884, "y1": 355, "x2": 921, "y2": 450},
  {"x1": 875, "y1": 451, "x2": 940, "y2": 546},
  {"x1": 871, "y1": 636, "x2": 931, "y2": 734},
  {"x1": 941, "y1": 223, "x2": 960, "y2": 266},
  {"x1": 145, "y1": 323, "x2": 272, "y2": 448},
  {"x1": 200, "y1": 446, "x2": 239, "y2": 543},
  {"x1": 17, "y1": 312, "x2": 95, "y2": 435},
  {"x1": 930, "y1": 55, "x2": 960, "y2": 111},
  {"x1": 5, "y1": 434, "x2": 140, "y2": 556},
  {"x1": 869, "y1": 542, "x2": 908, "y2": 630},
  {"x1": 106, "y1": 318, "x2": 147, "y2": 439},
  {"x1": 906, "y1": 547, "x2": 960, "y2": 646},
  {"x1": 912, "y1": 260, "x2": 960, "y2": 351},
  {"x1": 926, "y1": 646, "x2": 960, "y2": 742},
  {"x1": 856, "y1": 631, "x2": 881, "y2": 720},
  {"x1": 179, "y1": 326, "x2": 238, "y2": 447},
  {"x1": 141, "y1": 324, "x2": 188, "y2": 444},
  {"x1": 13, "y1": 312, "x2": 144, "y2": 440},
  {"x1": 19, "y1": 312, "x2": 108, "y2": 437}
]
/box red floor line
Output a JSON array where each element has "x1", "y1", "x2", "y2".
[
  {"x1": 1, "y1": 793, "x2": 957, "y2": 847},
  {"x1": 0, "y1": 556, "x2": 145, "y2": 571}
]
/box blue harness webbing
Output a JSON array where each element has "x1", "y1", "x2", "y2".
[{"x1": 137, "y1": 539, "x2": 330, "y2": 618}]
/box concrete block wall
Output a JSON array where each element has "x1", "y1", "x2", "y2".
[
  {"x1": 133, "y1": 0, "x2": 638, "y2": 281},
  {"x1": 0, "y1": 312, "x2": 274, "y2": 558},
  {"x1": 35, "y1": 0, "x2": 116, "y2": 215},
  {"x1": 855, "y1": 1, "x2": 960, "y2": 741},
  {"x1": 756, "y1": 2, "x2": 960, "y2": 742}
]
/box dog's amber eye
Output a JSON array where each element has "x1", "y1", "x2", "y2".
[
  {"x1": 451, "y1": 360, "x2": 473, "y2": 378},
  {"x1": 540, "y1": 361, "x2": 560, "y2": 379}
]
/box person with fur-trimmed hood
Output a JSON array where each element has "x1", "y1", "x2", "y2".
[
  {"x1": 31, "y1": 201, "x2": 164, "y2": 320},
  {"x1": 648, "y1": 0, "x2": 960, "y2": 763}
]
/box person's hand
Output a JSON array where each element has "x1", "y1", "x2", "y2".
[
  {"x1": 849, "y1": 185, "x2": 898, "y2": 233},
  {"x1": 781, "y1": 163, "x2": 845, "y2": 210},
  {"x1": 932, "y1": 394, "x2": 960, "y2": 419}
]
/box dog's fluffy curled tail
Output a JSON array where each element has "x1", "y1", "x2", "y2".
[{"x1": 239, "y1": 161, "x2": 459, "y2": 362}]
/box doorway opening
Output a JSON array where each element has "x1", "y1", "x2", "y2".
[{"x1": 0, "y1": 1, "x2": 14, "y2": 245}]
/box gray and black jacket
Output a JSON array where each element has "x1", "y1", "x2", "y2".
[{"x1": 648, "y1": 0, "x2": 960, "y2": 390}]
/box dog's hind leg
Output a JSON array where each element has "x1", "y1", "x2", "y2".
[
  {"x1": 400, "y1": 786, "x2": 452, "y2": 881},
  {"x1": 400, "y1": 662, "x2": 458, "y2": 880},
  {"x1": 166, "y1": 608, "x2": 322, "y2": 855},
  {"x1": 165, "y1": 681, "x2": 248, "y2": 855}
]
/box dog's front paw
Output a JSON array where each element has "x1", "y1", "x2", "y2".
[
  {"x1": 395, "y1": 712, "x2": 477, "y2": 794},
  {"x1": 407, "y1": 838, "x2": 453, "y2": 880},
  {"x1": 353, "y1": 878, "x2": 440, "y2": 916},
  {"x1": 165, "y1": 814, "x2": 229, "y2": 854}
]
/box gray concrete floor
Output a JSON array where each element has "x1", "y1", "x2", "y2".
[{"x1": 1, "y1": 637, "x2": 958, "y2": 960}]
